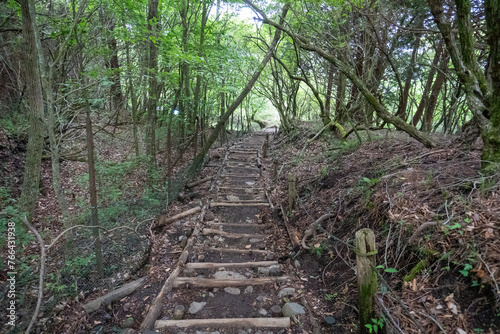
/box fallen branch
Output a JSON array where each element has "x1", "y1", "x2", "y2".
[
  {"x1": 301, "y1": 214, "x2": 335, "y2": 249},
  {"x1": 408, "y1": 222, "x2": 437, "y2": 244},
  {"x1": 22, "y1": 217, "x2": 45, "y2": 334},
  {"x1": 82, "y1": 277, "x2": 147, "y2": 313},
  {"x1": 186, "y1": 176, "x2": 213, "y2": 189},
  {"x1": 280, "y1": 204, "x2": 300, "y2": 248},
  {"x1": 156, "y1": 206, "x2": 201, "y2": 227}
]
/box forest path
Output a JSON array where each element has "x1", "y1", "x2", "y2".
[{"x1": 149, "y1": 131, "x2": 301, "y2": 334}]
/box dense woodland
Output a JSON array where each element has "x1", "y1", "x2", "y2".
[{"x1": 1, "y1": 0, "x2": 500, "y2": 332}]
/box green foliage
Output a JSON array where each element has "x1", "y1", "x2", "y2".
[
  {"x1": 365, "y1": 317, "x2": 384, "y2": 333},
  {"x1": 312, "y1": 242, "x2": 329, "y2": 257}
]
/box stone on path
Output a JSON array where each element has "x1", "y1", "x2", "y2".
[
  {"x1": 281, "y1": 302, "x2": 305, "y2": 317},
  {"x1": 278, "y1": 287, "x2": 295, "y2": 298},
  {"x1": 214, "y1": 271, "x2": 246, "y2": 280},
  {"x1": 244, "y1": 286, "x2": 254, "y2": 294},
  {"x1": 188, "y1": 301, "x2": 206, "y2": 314},
  {"x1": 224, "y1": 287, "x2": 241, "y2": 295}
]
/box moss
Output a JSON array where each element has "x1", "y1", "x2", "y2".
[{"x1": 403, "y1": 259, "x2": 428, "y2": 282}]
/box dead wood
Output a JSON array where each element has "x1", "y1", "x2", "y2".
[
  {"x1": 301, "y1": 213, "x2": 335, "y2": 249},
  {"x1": 156, "y1": 206, "x2": 201, "y2": 226},
  {"x1": 280, "y1": 204, "x2": 300, "y2": 248},
  {"x1": 186, "y1": 176, "x2": 213, "y2": 188},
  {"x1": 82, "y1": 277, "x2": 147, "y2": 313},
  {"x1": 408, "y1": 222, "x2": 437, "y2": 244}
]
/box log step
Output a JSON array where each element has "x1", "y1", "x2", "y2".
[
  {"x1": 172, "y1": 276, "x2": 291, "y2": 288},
  {"x1": 210, "y1": 202, "x2": 269, "y2": 207},
  {"x1": 185, "y1": 261, "x2": 278, "y2": 269},
  {"x1": 218, "y1": 187, "x2": 264, "y2": 191},
  {"x1": 194, "y1": 246, "x2": 269, "y2": 254},
  {"x1": 222, "y1": 174, "x2": 260, "y2": 178},
  {"x1": 216, "y1": 199, "x2": 266, "y2": 203},
  {"x1": 202, "y1": 228, "x2": 266, "y2": 239},
  {"x1": 155, "y1": 317, "x2": 290, "y2": 329},
  {"x1": 206, "y1": 222, "x2": 263, "y2": 227}
]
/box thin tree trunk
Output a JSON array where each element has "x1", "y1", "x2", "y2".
[
  {"x1": 145, "y1": 0, "x2": 159, "y2": 161},
  {"x1": 411, "y1": 40, "x2": 443, "y2": 127},
  {"x1": 396, "y1": 20, "x2": 423, "y2": 121},
  {"x1": 422, "y1": 54, "x2": 449, "y2": 132},
  {"x1": 19, "y1": 0, "x2": 44, "y2": 218}
]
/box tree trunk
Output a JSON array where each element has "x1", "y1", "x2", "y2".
[
  {"x1": 396, "y1": 20, "x2": 423, "y2": 122},
  {"x1": 85, "y1": 108, "x2": 104, "y2": 277},
  {"x1": 411, "y1": 40, "x2": 443, "y2": 127},
  {"x1": 325, "y1": 62, "x2": 335, "y2": 116},
  {"x1": 422, "y1": 53, "x2": 449, "y2": 132},
  {"x1": 18, "y1": 0, "x2": 44, "y2": 219},
  {"x1": 145, "y1": 0, "x2": 159, "y2": 161},
  {"x1": 483, "y1": 0, "x2": 500, "y2": 167}
]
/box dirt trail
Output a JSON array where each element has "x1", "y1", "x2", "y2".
[{"x1": 148, "y1": 131, "x2": 303, "y2": 334}]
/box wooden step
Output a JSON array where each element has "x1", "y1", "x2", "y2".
[
  {"x1": 210, "y1": 202, "x2": 269, "y2": 207},
  {"x1": 218, "y1": 187, "x2": 264, "y2": 191},
  {"x1": 193, "y1": 246, "x2": 269, "y2": 254},
  {"x1": 185, "y1": 261, "x2": 278, "y2": 269},
  {"x1": 202, "y1": 228, "x2": 266, "y2": 239},
  {"x1": 222, "y1": 174, "x2": 260, "y2": 178},
  {"x1": 216, "y1": 199, "x2": 265, "y2": 203},
  {"x1": 155, "y1": 317, "x2": 290, "y2": 329},
  {"x1": 206, "y1": 222, "x2": 262, "y2": 228},
  {"x1": 172, "y1": 276, "x2": 291, "y2": 288}
]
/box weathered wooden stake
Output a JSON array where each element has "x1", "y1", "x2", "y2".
[
  {"x1": 262, "y1": 140, "x2": 268, "y2": 158},
  {"x1": 288, "y1": 173, "x2": 296, "y2": 212},
  {"x1": 355, "y1": 228, "x2": 377, "y2": 334},
  {"x1": 273, "y1": 159, "x2": 278, "y2": 180}
]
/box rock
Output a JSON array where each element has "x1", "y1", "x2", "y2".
[
  {"x1": 188, "y1": 301, "x2": 206, "y2": 314},
  {"x1": 271, "y1": 305, "x2": 282, "y2": 316},
  {"x1": 256, "y1": 295, "x2": 264, "y2": 303},
  {"x1": 209, "y1": 292, "x2": 215, "y2": 298},
  {"x1": 244, "y1": 286, "x2": 254, "y2": 294},
  {"x1": 179, "y1": 235, "x2": 187, "y2": 242},
  {"x1": 246, "y1": 218, "x2": 253, "y2": 223},
  {"x1": 249, "y1": 238, "x2": 262, "y2": 244},
  {"x1": 198, "y1": 254, "x2": 205, "y2": 262},
  {"x1": 268, "y1": 265, "x2": 281, "y2": 276},
  {"x1": 294, "y1": 260, "x2": 301, "y2": 268},
  {"x1": 121, "y1": 317, "x2": 135, "y2": 328},
  {"x1": 278, "y1": 288, "x2": 295, "y2": 298},
  {"x1": 173, "y1": 305, "x2": 185, "y2": 320},
  {"x1": 325, "y1": 316, "x2": 336, "y2": 325},
  {"x1": 281, "y1": 303, "x2": 305, "y2": 317},
  {"x1": 258, "y1": 267, "x2": 270, "y2": 276},
  {"x1": 123, "y1": 302, "x2": 132, "y2": 312},
  {"x1": 183, "y1": 268, "x2": 196, "y2": 277},
  {"x1": 258, "y1": 308, "x2": 268, "y2": 316},
  {"x1": 224, "y1": 287, "x2": 241, "y2": 295},
  {"x1": 266, "y1": 253, "x2": 275, "y2": 261},
  {"x1": 214, "y1": 271, "x2": 246, "y2": 280}
]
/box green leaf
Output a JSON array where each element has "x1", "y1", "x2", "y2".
[{"x1": 384, "y1": 268, "x2": 398, "y2": 273}]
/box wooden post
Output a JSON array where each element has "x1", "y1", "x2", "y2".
[
  {"x1": 288, "y1": 173, "x2": 296, "y2": 212},
  {"x1": 273, "y1": 159, "x2": 278, "y2": 180},
  {"x1": 262, "y1": 136, "x2": 268, "y2": 158},
  {"x1": 355, "y1": 228, "x2": 377, "y2": 334}
]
